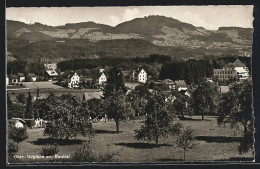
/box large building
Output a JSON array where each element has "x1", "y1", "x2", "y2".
[
  {"x1": 67, "y1": 72, "x2": 80, "y2": 88},
  {"x1": 213, "y1": 59, "x2": 249, "y2": 81}
]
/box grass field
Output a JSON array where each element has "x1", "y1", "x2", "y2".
[{"x1": 8, "y1": 116, "x2": 254, "y2": 164}]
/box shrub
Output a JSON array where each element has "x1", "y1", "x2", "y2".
[
  {"x1": 8, "y1": 125, "x2": 28, "y2": 151},
  {"x1": 40, "y1": 144, "x2": 59, "y2": 156},
  {"x1": 24, "y1": 119, "x2": 35, "y2": 128},
  {"x1": 71, "y1": 143, "x2": 96, "y2": 162},
  {"x1": 8, "y1": 140, "x2": 17, "y2": 153}
]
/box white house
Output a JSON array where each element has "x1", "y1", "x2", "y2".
[
  {"x1": 44, "y1": 63, "x2": 57, "y2": 70},
  {"x1": 67, "y1": 72, "x2": 80, "y2": 88},
  {"x1": 232, "y1": 59, "x2": 249, "y2": 80},
  {"x1": 28, "y1": 73, "x2": 37, "y2": 81},
  {"x1": 17, "y1": 73, "x2": 25, "y2": 82},
  {"x1": 137, "y1": 68, "x2": 147, "y2": 83},
  {"x1": 175, "y1": 80, "x2": 188, "y2": 91},
  {"x1": 12, "y1": 118, "x2": 26, "y2": 128},
  {"x1": 6, "y1": 76, "x2": 9, "y2": 85},
  {"x1": 98, "y1": 72, "x2": 107, "y2": 84}
]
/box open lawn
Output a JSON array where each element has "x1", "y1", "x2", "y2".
[{"x1": 8, "y1": 116, "x2": 254, "y2": 163}]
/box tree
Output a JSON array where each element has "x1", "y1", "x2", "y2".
[
  {"x1": 172, "y1": 91, "x2": 191, "y2": 119},
  {"x1": 35, "y1": 94, "x2": 94, "y2": 140},
  {"x1": 87, "y1": 98, "x2": 104, "y2": 120},
  {"x1": 217, "y1": 81, "x2": 253, "y2": 154},
  {"x1": 135, "y1": 92, "x2": 176, "y2": 145},
  {"x1": 25, "y1": 92, "x2": 33, "y2": 119},
  {"x1": 127, "y1": 84, "x2": 150, "y2": 116},
  {"x1": 103, "y1": 93, "x2": 132, "y2": 132},
  {"x1": 16, "y1": 94, "x2": 26, "y2": 104},
  {"x1": 191, "y1": 79, "x2": 220, "y2": 120},
  {"x1": 175, "y1": 126, "x2": 195, "y2": 162},
  {"x1": 8, "y1": 125, "x2": 28, "y2": 151},
  {"x1": 102, "y1": 66, "x2": 127, "y2": 99},
  {"x1": 102, "y1": 66, "x2": 130, "y2": 132}
]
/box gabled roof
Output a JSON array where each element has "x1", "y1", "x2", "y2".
[
  {"x1": 232, "y1": 59, "x2": 246, "y2": 67},
  {"x1": 121, "y1": 70, "x2": 131, "y2": 76},
  {"x1": 161, "y1": 79, "x2": 174, "y2": 84},
  {"x1": 17, "y1": 73, "x2": 25, "y2": 77},
  {"x1": 175, "y1": 80, "x2": 187, "y2": 87},
  {"x1": 46, "y1": 70, "x2": 59, "y2": 76},
  {"x1": 9, "y1": 74, "x2": 18, "y2": 79},
  {"x1": 84, "y1": 91, "x2": 103, "y2": 100},
  {"x1": 220, "y1": 86, "x2": 230, "y2": 93},
  {"x1": 28, "y1": 73, "x2": 37, "y2": 77},
  {"x1": 91, "y1": 72, "x2": 105, "y2": 79},
  {"x1": 224, "y1": 59, "x2": 246, "y2": 68},
  {"x1": 68, "y1": 72, "x2": 79, "y2": 78}
]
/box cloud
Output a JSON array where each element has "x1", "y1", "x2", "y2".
[
  {"x1": 109, "y1": 15, "x2": 121, "y2": 26},
  {"x1": 122, "y1": 8, "x2": 141, "y2": 21}
]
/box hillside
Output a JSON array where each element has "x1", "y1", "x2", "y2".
[{"x1": 6, "y1": 15, "x2": 253, "y2": 61}]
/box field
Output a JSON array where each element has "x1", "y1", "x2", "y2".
[{"x1": 8, "y1": 116, "x2": 254, "y2": 163}]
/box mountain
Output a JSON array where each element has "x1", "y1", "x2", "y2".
[{"x1": 6, "y1": 15, "x2": 253, "y2": 60}]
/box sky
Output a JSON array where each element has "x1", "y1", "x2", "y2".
[{"x1": 6, "y1": 6, "x2": 253, "y2": 30}]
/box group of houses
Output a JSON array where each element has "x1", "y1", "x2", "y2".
[
  {"x1": 6, "y1": 73, "x2": 37, "y2": 85},
  {"x1": 213, "y1": 59, "x2": 249, "y2": 81},
  {"x1": 66, "y1": 68, "x2": 148, "y2": 89}
]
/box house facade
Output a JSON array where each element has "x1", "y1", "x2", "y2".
[
  {"x1": 9, "y1": 74, "x2": 19, "y2": 84},
  {"x1": 128, "y1": 68, "x2": 147, "y2": 83},
  {"x1": 213, "y1": 59, "x2": 249, "y2": 81},
  {"x1": 67, "y1": 72, "x2": 80, "y2": 88},
  {"x1": 17, "y1": 73, "x2": 25, "y2": 82},
  {"x1": 28, "y1": 73, "x2": 37, "y2": 81},
  {"x1": 98, "y1": 72, "x2": 107, "y2": 84}
]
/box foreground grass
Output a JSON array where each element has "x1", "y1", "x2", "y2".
[{"x1": 8, "y1": 116, "x2": 254, "y2": 164}]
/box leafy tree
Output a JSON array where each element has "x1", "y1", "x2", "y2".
[
  {"x1": 102, "y1": 66, "x2": 127, "y2": 99},
  {"x1": 135, "y1": 92, "x2": 176, "y2": 145},
  {"x1": 172, "y1": 91, "x2": 191, "y2": 119},
  {"x1": 87, "y1": 98, "x2": 104, "y2": 120},
  {"x1": 8, "y1": 125, "x2": 28, "y2": 151},
  {"x1": 191, "y1": 79, "x2": 220, "y2": 120},
  {"x1": 103, "y1": 93, "x2": 132, "y2": 132},
  {"x1": 217, "y1": 81, "x2": 253, "y2": 154},
  {"x1": 175, "y1": 126, "x2": 195, "y2": 162},
  {"x1": 35, "y1": 94, "x2": 94, "y2": 140},
  {"x1": 127, "y1": 84, "x2": 150, "y2": 116},
  {"x1": 16, "y1": 94, "x2": 26, "y2": 104},
  {"x1": 25, "y1": 92, "x2": 33, "y2": 119}
]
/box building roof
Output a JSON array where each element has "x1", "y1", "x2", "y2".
[
  {"x1": 232, "y1": 59, "x2": 246, "y2": 67},
  {"x1": 161, "y1": 79, "x2": 174, "y2": 84},
  {"x1": 17, "y1": 73, "x2": 25, "y2": 77},
  {"x1": 46, "y1": 70, "x2": 59, "y2": 76},
  {"x1": 68, "y1": 72, "x2": 79, "y2": 78},
  {"x1": 220, "y1": 86, "x2": 230, "y2": 93},
  {"x1": 175, "y1": 80, "x2": 187, "y2": 87},
  {"x1": 121, "y1": 70, "x2": 131, "y2": 76},
  {"x1": 28, "y1": 73, "x2": 37, "y2": 77},
  {"x1": 9, "y1": 74, "x2": 18, "y2": 79},
  {"x1": 84, "y1": 91, "x2": 103, "y2": 100},
  {"x1": 91, "y1": 72, "x2": 105, "y2": 79}
]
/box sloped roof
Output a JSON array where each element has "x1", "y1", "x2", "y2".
[
  {"x1": 175, "y1": 80, "x2": 187, "y2": 87},
  {"x1": 46, "y1": 70, "x2": 59, "y2": 76},
  {"x1": 84, "y1": 91, "x2": 103, "y2": 100},
  {"x1": 121, "y1": 70, "x2": 131, "y2": 76},
  {"x1": 17, "y1": 73, "x2": 25, "y2": 77},
  {"x1": 232, "y1": 59, "x2": 246, "y2": 67},
  {"x1": 161, "y1": 79, "x2": 174, "y2": 84},
  {"x1": 91, "y1": 72, "x2": 105, "y2": 79},
  {"x1": 28, "y1": 73, "x2": 37, "y2": 77},
  {"x1": 220, "y1": 86, "x2": 230, "y2": 93},
  {"x1": 9, "y1": 74, "x2": 18, "y2": 79},
  {"x1": 68, "y1": 72, "x2": 79, "y2": 78}
]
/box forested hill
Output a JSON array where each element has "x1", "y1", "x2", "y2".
[{"x1": 7, "y1": 15, "x2": 253, "y2": 61}]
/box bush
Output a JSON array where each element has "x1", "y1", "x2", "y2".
[
  {"x1": 8, "y1": 126, "x2": 28, "y2": 151},
  {"x1": 40, "y1": 144, "x2": 59, "y2": 156},
  {"x1": 8, "y1": 140, "x2": 17, "y2": 153}
]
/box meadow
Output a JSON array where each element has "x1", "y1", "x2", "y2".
[{"x1": 8, "y1": 116, "x2": 254, "y2": 164}]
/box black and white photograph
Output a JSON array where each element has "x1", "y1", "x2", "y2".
[{"x1": 5, "y1": 5, "x2": 254, "y2": 164}]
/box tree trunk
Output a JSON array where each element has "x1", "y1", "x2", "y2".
[
  {"x1": 17, "y1": 142, "x2": 19, "y2": 151},
  {"x1": 116, "y1": 121, "x2": 119, "y2": 133},
  {"x1": 182, "y1": 111, "x2": 184, "y2": 119},
  {"x1": 202, "y1": 113, "x2": 204, "y2": 120},
  {"x1": 155, "y1": 136, "x2": 159, "y2": 145},
  {"x1": 183, "y1": 148, "x2": 186, "y2": 162}
]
